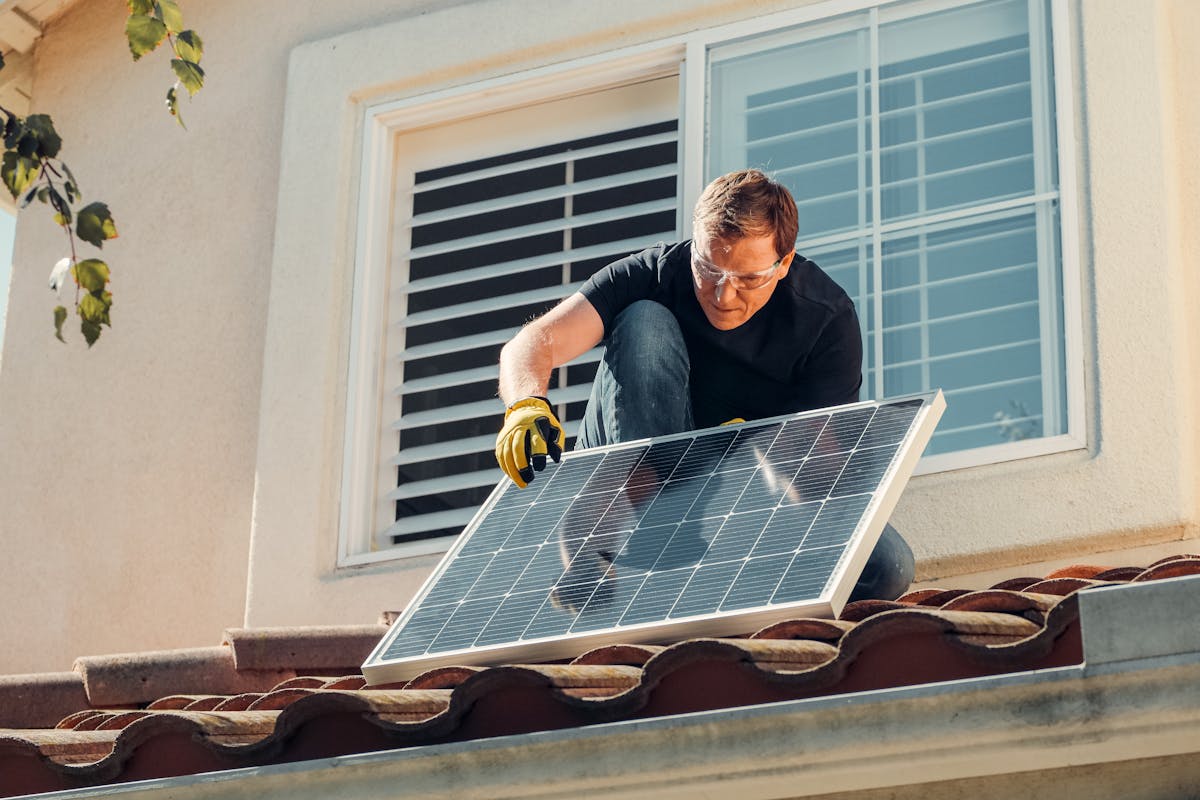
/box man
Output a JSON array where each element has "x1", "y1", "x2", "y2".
[{"x1": 494, "y1": 169, "x2": 913, "y2": 601}]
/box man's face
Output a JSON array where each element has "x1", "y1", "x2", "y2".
[{"x1": 690, "y1": 233, "x2": 795, "y2": 331}]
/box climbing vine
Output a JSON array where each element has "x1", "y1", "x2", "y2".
[{"x1": 0, "y1": 0, "x2": 204, "y2": 346}]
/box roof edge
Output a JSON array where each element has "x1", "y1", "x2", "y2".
[{"x1": 20, "y1": 645, "x2": 1200, "y2": 800}]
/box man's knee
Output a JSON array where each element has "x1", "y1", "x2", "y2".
[
  {"x1": 611, "y1": 301, "x2": 686, "y2": 360},
  {"x1": 607, "y1": 301, "x2": 689, "y2": 387},
  {"x1": 848, "y1": 523, "x2": 915, "y2": 602}
]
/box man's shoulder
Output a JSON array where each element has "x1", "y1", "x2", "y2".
[
  {"x1": 596, "y1": 241, "x2": 689, "y2": 283},
  {"x1": 783, "y1": 256, "x2": 855, "y2": 316},
  {"x1": 626, "y1": 240, "x2": 689, "y2": 269}
]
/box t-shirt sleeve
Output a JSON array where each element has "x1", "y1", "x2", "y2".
[
  {"x1": 795, "y1": 301, "x2": 864, "y2": 409},
  {"x1": 578, "y1": 245, "x2": 664, "y2": 335}
]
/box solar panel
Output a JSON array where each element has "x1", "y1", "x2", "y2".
[{"x1": 363, "y1": 392, "x2": 944, "y2": 684}]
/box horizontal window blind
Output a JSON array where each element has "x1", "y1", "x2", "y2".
[{"x1": 387, "y1": 119, "x2": 679, "y2": 545}]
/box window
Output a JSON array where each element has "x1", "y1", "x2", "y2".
[
  {"x1": 357, "y1": 77, "x2": 680, "y2": 553},
  {"x1": 708, "y1": 0, "x2": 1067, "y2": 459},
  {"x1": 343, "y1": 0, "x2": 1078, "y2": 563}
]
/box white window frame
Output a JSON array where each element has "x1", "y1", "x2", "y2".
[{"x1": 337, "y1": 0, "x2": 1084, "y2": 568}]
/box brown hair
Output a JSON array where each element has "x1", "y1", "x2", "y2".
[{"x1": 691, "y1": 168, "x2": 799, "y2": 258}]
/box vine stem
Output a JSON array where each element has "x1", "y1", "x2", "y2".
[{"x1": 40, "y1": 159, "x2": 81, "y2": 304}]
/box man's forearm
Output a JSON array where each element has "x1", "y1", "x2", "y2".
[
  {"x1": 497, "y1": 292, "x2": 606, "y2": 407},
  {"x1": 498, "y1": 325, "x2": 554, "y2": 406}
]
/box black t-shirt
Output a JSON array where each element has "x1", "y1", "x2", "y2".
[{"x1": 579, "y1": 241, "x2": 863, "y2": 428}]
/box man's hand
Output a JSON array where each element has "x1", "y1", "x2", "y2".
[{"x1": 495, "y1": 397, "x2": 564, "y2": 488}]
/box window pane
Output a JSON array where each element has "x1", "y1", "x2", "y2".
[
  {"x1": 882, "y1": 207, "x2": 1061, "y2": 451},
  {"x1": 709, "y1": 22, "x2": 872, "y2": 241},
  {"x1": 879, "y1": 0, "x2": 1045, "y2": 224}
]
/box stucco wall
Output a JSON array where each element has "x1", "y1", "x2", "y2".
[
  {"x1": 0, "y1": 0, "x2": 474, "y2": 673},
  {"x1": 0, "y1": 0, "x2": 1196, "y2": 671}
]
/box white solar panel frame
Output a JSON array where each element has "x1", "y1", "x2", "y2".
[{"x1": 363, "y1": 391, "x2": 945, "y2": 684}]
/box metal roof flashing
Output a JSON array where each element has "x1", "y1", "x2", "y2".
[
  {"x1": 1077, "y1": 572, "x2": 1200, "y2": 668},
  {"x1": 18, "y1": 574, "x2": 1200, "y2": 800}
]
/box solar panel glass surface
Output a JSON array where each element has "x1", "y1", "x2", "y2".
[{"x1": 364, "y1": 393, "x2": 943, "y2": 682}]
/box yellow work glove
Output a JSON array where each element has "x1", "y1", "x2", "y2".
[{"x1": 495, "y1": 396, "x2": 564, "y2": 488}]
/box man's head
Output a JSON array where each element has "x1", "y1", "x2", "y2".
[{"x1": 689, "y1": 169, "x2": 800, "y2": 331}]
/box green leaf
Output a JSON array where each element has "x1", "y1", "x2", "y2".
[
  {"x1": 17, "y1": 181, "x2": 38, "y2": 209},
  {"x1": 81, "y1": 319, "x2": 102, "y2": 347},
  {"x1": 60, "y1": 163, "x2": 81, "y2": 203},
  {"x1": 127, "y1": 0, "x2": 154, "y2": 13},
  {"x1": 23, "y1": 114, "x2": 62, "y2": 158},
  {"x1": 74, "y1": 259, "x2": 110, "y2": 292},
  {"x1": 165, "y1": 85, "x2": 186, "y2": 129},
  {"x1": 79, "y1": 290, "x2": 112, "y2": 325},
  {"x1": 1, "y1": 151, "x2": 40, "y2": 198},
  {"x1": 173, "y1": 29, "x2": 202, "y2": 63},
  {"x1": 75, "y1": 202, "x2": 118, "y2": 248},
  {"x1": 170, "y1": 59, "x2": 204, "y2": 96},
  {"x1": 54, "y1": 305, "x2": 67, "y2": 342},
  {"x1": 156, "y1": 0, "x2": 184, "y2": 33},
  {"x1": 49, "y1": 187, "x2": 71, "y2": 225},
  {"x1": 47, "y1": 186, "x2": 65, "y2": 212},
  {"x1": 15, "y1": 132, "x2": 37, "y2": 158},
  {"x1": 126, "y1": 14, "x2": 167, "y2": 60}
]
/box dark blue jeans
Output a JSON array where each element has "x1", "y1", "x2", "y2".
[{"x1": 576, "y1": 301, "x2": 914, "y2": 603}]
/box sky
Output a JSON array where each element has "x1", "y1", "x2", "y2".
[{"x1": 0, "y1": 209, "x2": 14, "y2": 349}]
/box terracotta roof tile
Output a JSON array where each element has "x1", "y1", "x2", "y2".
[
  {"x1": 939, "y1": 589, "x2": 1060, "y2": 614},
  {"x1": 837, "y1": 598, "x2": 910, "y2": 621},
  {"x1": 908, "y1": 588, "x2": 973, "y2": 607},
  {"x1": 0, "y1": 672, "x2": 88, "y2": 728},
  {"x1": 1146, "y1": 553, "x2": 1200, "y2": 566},
  {"x1": 1133, "y1": 556, "x2": 1200, "y2": 581},
  {"x1": 988, "y1": 576, "x2": 1043, "y2": 591},
  {"x1": 571, "y1": 643, "x2": 665, "y2": 666},
  {"x1": 144, "y1": 695, "x2": 226, "y2": 711},
  {"x1": 1044, "y1": 564, "x2": 1111, "y2": 579},
  {"x1": 750, "y1": 618, "x2": 854, "y2": 641},
  {"x1": 0, "y1": 557, "x2": 1192, "y2": 797},
  {"x1": 1020, "y1": 577, "x2": 1108, "y2": 596},
  {"x1": 222, "y1": 625, "x2": 388, "y2": 671},
  {"x1": 403, "y1": 666, "x2": 483, "y2": 690},
  {"x1": 73, "y1": 647, "x2": 293, "y2": 706}
]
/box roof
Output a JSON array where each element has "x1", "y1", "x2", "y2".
[{"x1": 1, "y1": 555, "x2": 1197, "y2": 797}]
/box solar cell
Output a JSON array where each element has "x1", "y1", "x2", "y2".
[{"x1": 363, "y1": 392, "x2": 944, "y2": 684}]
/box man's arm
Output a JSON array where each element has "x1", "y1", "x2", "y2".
[
  {"x1": 499, "y1": 292, "x2": 605, "y2": 404},
  {"x1": 495, "y1": 292, "x2": 605, "y2": 487}
]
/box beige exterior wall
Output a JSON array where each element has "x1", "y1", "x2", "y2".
[
  {"x1": 0, "y1": 0, "x2": 475, "y2": 673},
  {"x1": 0, "y1": 0, "x2": 1196, "y2": 670}
]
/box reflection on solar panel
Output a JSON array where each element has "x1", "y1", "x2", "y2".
[{"x1": 363, "y1": 392, "x2": 944, "y2": 683}]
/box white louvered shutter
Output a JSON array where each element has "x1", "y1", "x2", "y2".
[{"x1": 380, "y1": 77, "x2": 680, "y2": 547}]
